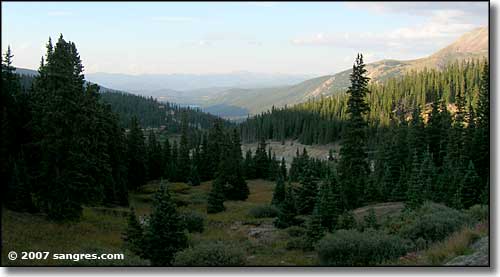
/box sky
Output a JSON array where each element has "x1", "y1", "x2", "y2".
[{"x1": 1, "y1": 1, "x2": 488, "y2": 76}]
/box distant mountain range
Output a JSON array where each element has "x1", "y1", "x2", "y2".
[
  {"x1": 14, "y1": 27, "x2": 487, "y2": 119},
  {"x1": 198, "y1": 27, "x2": 488, "y2": 116},
  {"x1": 85, "y1": 71, "x2": 313, "y2": 93}
]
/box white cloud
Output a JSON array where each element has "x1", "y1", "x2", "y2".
[
  {"x1": 344, "y1": 2, "x2": 487, "y2": 18},
  {"x1": 151, "y1": 16, "x2": 196, "y2": 22},
  {"x1": 291, "y1": 5, "x2": 486, "y2": 57}
]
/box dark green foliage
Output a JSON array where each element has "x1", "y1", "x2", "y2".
[
  {"x1": 240, "y1": 58, "x2": 488, "y2": 210},
  {"x1": 363, "y1": 208, "x2": 379, "y2": 230},
  {"x1": 180, "y1": 210, "x2": 205, "y2": 233},
  {"x1": 285, "y1": 236, "x2": 310, "y2": 251},
  {"x1": 146, "y1": 130, "x2": 162, "y2": 181},
  {"x1": 466, "y1": 204, "x2": 488, "y2": 222},
  {"x1": 304, "y1": 214, "x2": 326, "y2": 250},
  {"x1": 280, "y1": 157, "x2": 287, "y2": 180},
  {"x1": 461, "y1": 160, "x2": 481, "y2": 209},
  {"x1": 142, "y1": 182, "x2": 187, "y2": 266},
  {"x1": 207, "y1": 179, "x2": 226, "y2": 214},
  {"x1": 6, "y1": 153, "x2": 35, "y2": 212},
  {"x1": 406, "y1": 150, "x2": 424, "y2": 210},
  {"x1": 286, "y1": 226, "x2": 306, "y2": 237},
  {"x1": 296, "y1": 173, "x2": 318, "y2": 215},
  {"x1": 313, "y1": 178, "x2": 341, "y2": 231},
  {"x1": 243, "y1": 149, "x2": 256, "y2": 179},
  {"x1": 254, "y1": 137, "x2": 270, "y2": 179},
  {"x1": 188, "y1": 164, "x2": 201, "y2": 186},
  {"x1": 176, "y1": 112, "x2": 191, "y2": 182},
  {"x1": 398, "y1": 202, "x2": 470, "y2": 243},
  {"x1": 317, "y1": 229, "x2": 412, "y2": 266},
  {"x1": 274, "y1": 186, "x2": 298, "y2": 228},
  {"x1": 126, "y1": 117, "x2": 147, "y2": 190},
  {"x1": 337, "y1": 54, "x2": 370, "y2": 209},
  {"x1": 224, "y1": 129, "x2": 249, "y2": 200},
  {"x1": 100, "y1": 90, "x2": 228, "y2": 131},
  {"x1": 248, "y1": 205, "x2": 279, "y2": 218},
  {"x1": 123, "y1": 207, "x2": 144, "y2": 257},
  {"x1": 173, "y1": 241, "x2": 246, "y2": 266},
  {"x1": 337, "y1": 211, "x2": 357, "y2": 230},
  {"x1": 271, "y1": 174, "x2": 286, "y2": 207},
  {"x1": 26, "y1": 36, "x2": 130, "y2": 220}
]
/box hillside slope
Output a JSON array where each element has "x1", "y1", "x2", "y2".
[{"x1": 205, "y1": 27, "x2": 487, "y2": 115}]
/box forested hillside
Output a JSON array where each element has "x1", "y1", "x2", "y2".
[
  {"x1": 99, "y1": 91, "x2": 230, "y2": 131},
  {"x1": 241, "y1": 59, "x2": 486, "y2": 145}
]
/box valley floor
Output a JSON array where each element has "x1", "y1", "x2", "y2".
[{"x1": 1, "y1": 179, "x2": 488, "y2": 266}]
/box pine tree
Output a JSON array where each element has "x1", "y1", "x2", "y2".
[
  {"x1": 337, "y1": 211, "x2": 357, "y2": 230},
  {"x1": 6, "y1": 153, "x2": 34, "y2": 212},
  {"x1": 406, "y1": 150, "x2": 424, "y2": 209},
  {"x1": 296, "y1": 169, "x2": 318, "y2": 215},
  {"x1": 243, "y1": 149, "x2": 256, "y2": 179},
  {"x1": 162, "y1": 139, "x2": 171, "y2": 179},
  {"x1": 313, "y1": 177, "x2": 340, "y2": 231},
  {"x1": 207, "y1": 178, "x2": 226, "y2": 213},
  {"x1": 254, "y1": 137, "x2": 269, "y2": 179},
  {"x1": 304, "y1": 213, "x2": 325, "y2": 249},
  {"x1": 123, "y1": 207, "x2": 144, "y2": 257},
  {"x1": 188, "y1": 164, "x2": 201, "y2": 186},
  {"x1": 177, "y1": 112, "x2": 191, "y2": 182},
  {"x1": 225, "y1": 129, "x2": 249, "y2": 200},
  {"x1": 280, "y1": 157, "x2": 287, "y2": 181},
  {"x1": 126, "y1": 116, "x2": 147, "y2": 190},
  {"x1": 274, "y1": 185, "x2": 298, "y2": 229},
  {"x1": 363, "y1": 208, "x2": 379, "y2": 230},
  {"x1": 170, "y1": 140, "x2": 178, "y2": 181},
  {"x1": 337, "y1": 54, "x2": 370, "y2": 209},
  {"x1": 472, "y1": 61, "x2": 489, "y2": 191},
  {"x1": 142, "y1": 182, "x2": 187, "y2": 266},
  {"x1": 146, "y1": 130, "x2": 162, "y2": 181},
  {"x1": 461, "y1": 160, "x2": 480, "y2": 208},
  {"x1": 271, "y1": 173, "x2": 286, "y2": 207}
]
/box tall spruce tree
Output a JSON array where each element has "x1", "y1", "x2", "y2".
[
  {"x1": 177, "y1": 112, "x2": 191, "y2": 182},
  {"x1": 337, "y1": 54, "x2": 370, "y2": 209},
  {"x1": 254, "y1": 137, "x2": 269, "y2": 179},
  {"x1": 126, "y1": 116, "x2": 147, "y2": 190}
]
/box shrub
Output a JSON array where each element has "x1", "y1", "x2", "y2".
[
  {"x1": 317, "y1": 229, "x2": 412, "y2": 266},
  {"x1": 337, "y1": 211, "x2": 357, "y2": 230},
  {"x1": 173, "y1": 241, "x2": 246, "y2": 266},
  {"x1": 466, "y1": 204, "x2": 488, "y2": 222},
  {"x1": 248, "y1": 205, "x2": 279, "y2": 218},
  {"x1": 286, "y1": 226, "x2": 306, "y2": 237},
  {"x1": 180, "y1": 211, "x2": 205, "y2": 233},
  {"x1": 399, "y1": 202, "x2": 470, "y2": 243},
  {"x1": 286, "y1": 236, "x2": 309, "y2": 250}
]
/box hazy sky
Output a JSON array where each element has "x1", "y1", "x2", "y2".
[{"x1": 1, "y1": 2, "x2": 488, "y2": 76}]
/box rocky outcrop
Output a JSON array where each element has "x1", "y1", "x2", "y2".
[{"x1": 446, "y1": 236, "x2": 489, "y2": 266}]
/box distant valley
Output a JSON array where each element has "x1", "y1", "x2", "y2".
[{"x1": 16, "y1": 27, "x2": 487, "y2": 120}]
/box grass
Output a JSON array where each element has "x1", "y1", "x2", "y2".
[
  {"x1": 3, "y1": 177, "x2": 485, "y2": 266},
  {"x1": 393, "y1": 221, "x2": 488, "y2": 265},
  {"x1": 2, "y1": 178, "x2": 318, "y2": 266}
]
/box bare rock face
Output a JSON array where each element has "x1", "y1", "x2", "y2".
[{"x1": 446, "y1": 236, "x2": 489, "y2": 266}]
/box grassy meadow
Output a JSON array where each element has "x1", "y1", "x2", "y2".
[{"x1": 2, "y1": 179, "x2": 488, "y2": 266}]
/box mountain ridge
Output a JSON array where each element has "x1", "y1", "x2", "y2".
[{"x1": 205, "y1": 26, "x2": 488, "y2": 116}]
